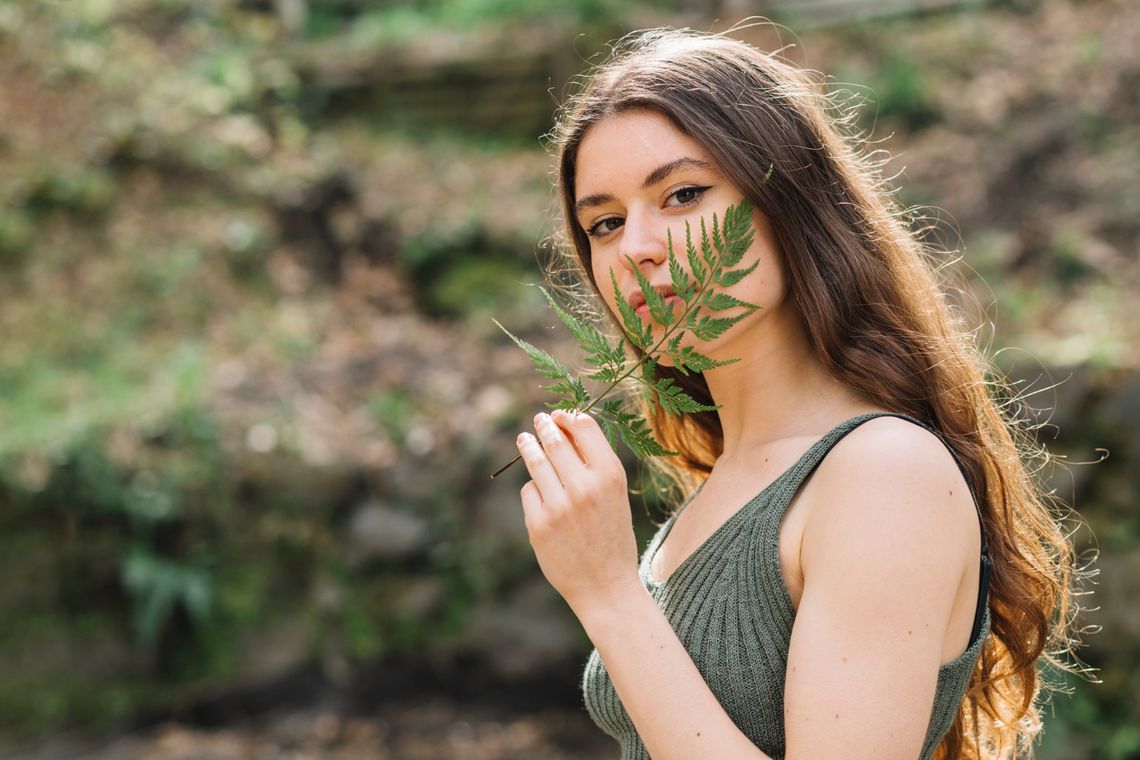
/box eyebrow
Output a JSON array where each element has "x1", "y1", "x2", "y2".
[{"x1": 574, "y1": 156, "x2": 717, "y2": 216}]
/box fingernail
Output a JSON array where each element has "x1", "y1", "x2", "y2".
[{"x1": 517, "y1": 432, "x2": 534, "y2": 446}]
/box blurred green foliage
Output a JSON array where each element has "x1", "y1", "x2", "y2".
[
  {"x1": 307, "y1": 0, "x2": 637, "y2": 42},
  {"x1": 0, "y1": 0, "x2": 1135, "y2": 755},
  {"x1": 833, "y1": 49, "x2": 941, "y2": 131},
  {"x1": 400, "y1": 228, "x2": 537, "y2": 317}
]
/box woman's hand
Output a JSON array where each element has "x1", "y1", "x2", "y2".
[
  {"x1": 516, "y1": 409, "x2": 642, "y2": 616},
  {"x1": 518, "y1": 411, "x2": 771, "y2": 760}
]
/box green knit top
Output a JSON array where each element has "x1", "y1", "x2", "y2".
[{"x1": 581, "y1": 413, "x2": 991, "y2": 760}]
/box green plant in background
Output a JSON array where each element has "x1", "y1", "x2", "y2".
[
  {"x1": 311, "y1": 0, "x2": 636, "y2": 43},
  {"x1": 492, "y1": 197, "x2": 760, "y2": 476},
  {"x1": 872, "y1": 51, "x2": 941, "y2": 130},
  {"x1": 37, "y1": 407, "x2": 223, "y2": 644},
  {"x1": 0, "y1": 403, "x2": 232, "y2": 730},
  {"x1": 430, "y1": 258, "x2": 537, "y2": 319},
  {"x1": 399, "y1": 227, "x2": 540, "y2": 319},
  {"x1": 122, "y1": 545, "x2": 211, "y2": 647},
  {"x1": 368, "y1": 388, "x2": 414, "y2": 442}
]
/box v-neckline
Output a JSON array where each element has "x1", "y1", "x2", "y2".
[
  {"x1": 644, "y1": 414, "x2": 878, "y2": 587},
  {"x1": 645, "y1": 468, "x2": 785, "y2": 587}
]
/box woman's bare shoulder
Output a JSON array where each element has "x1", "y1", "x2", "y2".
[
  {"x1": 800, "y1": 414, "x2": 980, "y2": 571},
  {"x1": 822, "y1": 414, "x2": 973, "y2": 493}
]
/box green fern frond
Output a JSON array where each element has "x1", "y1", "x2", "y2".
[{"x1": 491, "y1": 197, "x2": 764, "y2": 476}]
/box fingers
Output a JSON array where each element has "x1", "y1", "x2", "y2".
[
  {"x1": 516, "y1": 410, "x2": 625, "y2": 506},
  {"x1": 551, "y1": 410, "x2": 616, "y2": 470},
  {"x1": 552, "y1": 411, "x2": 626, "y2": 491},
  {"x1": 519, "y1": 479, "x2": 543, "y2": 530},
  {"x1": 516, "y1": 430, "x2": 563, "y2": 499},
  {"x1": 533, "y1": 412, "x2": 588, "y2": 478}
]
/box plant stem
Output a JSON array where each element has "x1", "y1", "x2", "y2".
[
  {"x1": 490, "y1": 260, "x2": 717, "y2": 479},
  {"x1": 490, "y1": 453, "x2": 523, "y2": 479}
]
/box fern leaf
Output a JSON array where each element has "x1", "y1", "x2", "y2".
[
  {"x1": 610, "y1": 269, "x2": 651, "y2": 348},
  {"x1": 649, "y1": 377, "x2": 719, "y2": 415},
  {"x1": 492, "y1": 197, "x2": 764, "y2": 477},
  {"x1": 638, "y1": 356, "x2": 659, "y2": 386},
  {"x1": 686, "y1": 223, "x2": 707, "y2": 284},
  {"x1": 617, "y1": 414, "x2": 677, "y2": 458},
  {"x1": 588, "y1": 366, "x2": 618, "y2": 384},
  {"x1": 676, "y1": 345, "x2": 737, "y2": 373},
  {"x1": 667, "y1": 231, "x2": 697, "y2": 302},
  {"x1": 597, "y1": 415, "x2": 621, "y2": 451},
  {"x1": 570, "y1": 376, "x2": 590, "y2": 407},
  {"x1": 702, "y1": 291, "x2": 758, "y2": 312},
  {"x1": 628, "y1": 260, "x2": 673, "y2": 326},
  {"x1": 597, "y1": 399, "x2": 624, "y2": 450},
  {"x1": 691, "y1": 314, "x2": 739, "y2": 342},
  {"x1": 698, "y1": 216, "x2": 716, "y2": 272},
  {"x1": 540, "y1": 287, "x2": 612, "y2": 366},
  {"x1": 664, "y1": 332, "x2": 685, "y2": 357},
  {"x1": 494, "y1": 320, "x2": 574, "y2": 384},
  {"x1": 709, "y1": 211, "x2": 725, "y2": 268},
  {"x1": 715, "y1": 260, "x2": 759, "y2": 288}
]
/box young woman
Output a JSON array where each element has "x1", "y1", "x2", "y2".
[{"x1": 512, "y1": 28, "x2": 1078, "y2": 760}]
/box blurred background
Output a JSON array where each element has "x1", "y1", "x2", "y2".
[{"x1": 0, "y1": 0, "x2": 1136, "y2": 757}]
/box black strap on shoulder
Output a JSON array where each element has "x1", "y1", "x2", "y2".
[{"x1": 973, "y1": 554, "x2": 993, "y2": 645}]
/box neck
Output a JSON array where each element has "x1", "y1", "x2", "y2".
[{"x1": 702, "y1": 316, "x2": 873, "y2": 461}]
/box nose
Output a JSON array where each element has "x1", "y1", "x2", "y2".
[{"x1": 618, "y1": 210, "x2": 668, "y2": 271}]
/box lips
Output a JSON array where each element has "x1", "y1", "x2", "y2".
[{"x1": 627, "y1": 285, "x2": 680, "y2": 318}]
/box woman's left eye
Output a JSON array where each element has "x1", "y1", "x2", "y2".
[{"x1": 667, "y1": 185, "x2": 711, "y2": 207}]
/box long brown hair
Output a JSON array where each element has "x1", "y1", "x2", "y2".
[{"x1": 552, "y1": 28, "x2": 1083, "y2": 759}]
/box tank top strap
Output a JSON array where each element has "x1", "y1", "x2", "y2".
[
  {"x1": 770, "y1": 412, "x2": 983, "y2": 538},
  {"x1": 766, "y1": 412, "x2": 899, "y2": 513},
  {"x1": 768, "y1": 410, "x2": 992, "y2": 645}
]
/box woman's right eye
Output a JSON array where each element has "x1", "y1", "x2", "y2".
[{"x1": 586, "y1": 217, "x2": 624, "y2": 239}]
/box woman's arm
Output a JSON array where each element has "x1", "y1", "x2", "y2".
[
  {"x1": 516, "y1": 411, "x2": 976, "y2": 760},
  {"x1": 782, "y1": 417, "x2": 979, "y2": 759},
  {"x1": 517, "y1": 409, "x2": 770, "y2": 759},
  {"x1": 580, "y1": 580, "x2": 774, "y2": 758}
]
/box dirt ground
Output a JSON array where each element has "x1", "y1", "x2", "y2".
[{"x1": 17, "y1": 700, "x2": 616, "y2": 760}]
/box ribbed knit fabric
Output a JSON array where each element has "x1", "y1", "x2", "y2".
[{"x1": 581, "y1": 413, "x2": 991, "y2": 760}]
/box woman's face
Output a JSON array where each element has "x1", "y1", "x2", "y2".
[{"x1": 573, "y1": 109, "x2": 790, "y2": 365}]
